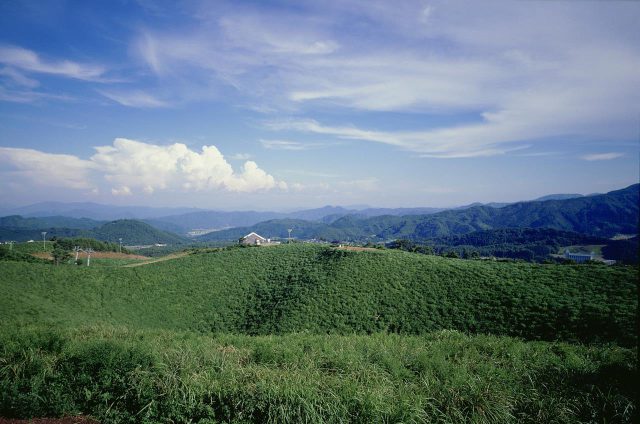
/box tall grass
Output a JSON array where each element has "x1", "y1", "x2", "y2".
[{"x1": 0, "y1": 327, "x2": 636, "y2": 423}]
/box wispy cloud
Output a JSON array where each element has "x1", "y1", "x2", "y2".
[
  {"x1": 123, "y1": 1, "x2": 640, "y2": 158},
  {"x1": 581, "y1": 152, "x2": 624, "y2": 161},
  {"x1": 229, "y1": 153, "x2": 252, "y2": 160},
  {"x1": 0, "y1": 45, "x2": 106, "y2": 81},
  {"x1": 265, "y1": 118, "x2": 531, "y2": 158},
  {"x1": 260, "y1": 139, "x2": 327, "y2": 151},
  {"x1": 0, "y1": 67, "x2": 39, "y2": 88},
  {"x1": 99, "y1": 90, "x2": 169, "y2": 108},
  {"x1": 0, "y1": 86, "x2": 75, "y2": 103}
]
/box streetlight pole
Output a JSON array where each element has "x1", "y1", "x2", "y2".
[{"x1": 41, "y1": 231, "x2": 47, "y2": 251}]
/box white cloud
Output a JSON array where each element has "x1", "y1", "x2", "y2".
[
  {"x1": 265, "y1": 118, "x2": 531, "y2": 158},
  {"x1": 111, "y1": 186, "x2": 132, "y2": 196},
  {"x1": 0, "y1": 67, "x2": 39, "y2": 88},
  {"x1": 92, "y1": 138, "x2": 286, "y2": 194},
  {"x1": 581, "y1": 152, "x2": 624, "y2": 161},
  {"x1": 229, "y1": 153, "x2": 252, "y2": 160},
  {"x1": 0, "y1": 86, "x2": 74, "y2": 103},
  {"x1": 0, "y1": 138, "x2": 286, "y2": 195},
  {"x1": 218, "y1": 14, "x2": 339, "y2": 55},
  {"x1": 126, "y1": 1, "x2": 640, "y2": 157},
  {"x1": 259, "y1": 139, "x2": 323, "y2": 151},
  {"x1": 99, "y1": 90, "x2": 169, "y2": 108},
  {"x1": 0, "y1": 45, "x2": 106, "y2": 81},
  {"x1": 0, "y1": 147, "x2": 95, "y2": 189}
]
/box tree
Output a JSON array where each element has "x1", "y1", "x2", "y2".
[{"x1": 51, "y1": 243, "x2": 71, "y2": 265}]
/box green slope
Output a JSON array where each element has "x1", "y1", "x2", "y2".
[
  {"x1": 1, "y1": 244, "x2": 636, "y2": 346},
  {"x1": 92, "y1": 219, "x2": 188, "y2": 245}
]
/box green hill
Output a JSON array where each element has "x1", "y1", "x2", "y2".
[
  {"x1": 91, "y1": 219, "x2": 188, "y2": 245},
  {"x1": 0, "y1": 218, "x2": 188, "y2": 245},
  {"x1": 1, "y1": 244, "x2": 635, "y2": 346},
  {"x1": 1, "y1": 243, "x2": 637, "y2": 422}
]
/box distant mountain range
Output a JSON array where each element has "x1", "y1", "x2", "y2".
[
  {"x1": 1, "y1": 186, "x2": 634, "y2": 245},
  {"x1": 1, "y1": 191, "x2": 602, "y2": 235},
  {"x1": 0, "y1": 202, "x2": 202, "y2": 221},
  {"x1": 197, "y1": 184, "x2": 638, "y2": 242}
]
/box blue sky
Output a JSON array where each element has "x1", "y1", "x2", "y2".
[{"x1": 0, "y1": 0, "x2": 638, "y2": 210}]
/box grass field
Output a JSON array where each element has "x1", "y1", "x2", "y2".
[
  {"x1": 1, "y1": 244, "x2": 637, "y2": 422},
  {"x1": 1, "y1": 327, "x2": 636, "y2": 423}
]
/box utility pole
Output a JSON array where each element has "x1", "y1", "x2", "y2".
[
  {"x1": 86, "y1": 248, "x2": 93, "y2": 266},
  {"x1": 287, "y1": 228, "x2": 293, "y2": 244},
  {"x1": 41, "y1": 231, "x2": 47, "y2": 251},
  {"x1": 119, "y1": 238, "x2": 122, "y2": 254},
  {"x1": 74, "y1": 246, "x2": 80, "y2": 263}
]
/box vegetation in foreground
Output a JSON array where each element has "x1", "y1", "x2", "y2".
[
  {"x1": 0, "y1": 244, "x2": 636, "y2": 346},
  {"x1": 1, "y1": 243, "x2": 637, "y2": 422},
  {"x1": 0, "y1": 327, "x2": 636, "y2": 423}
]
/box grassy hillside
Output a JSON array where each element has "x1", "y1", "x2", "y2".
[
  {"x1": 0, "y1": 327, "x2": 635, "y2": 423},
  {"x1": 1, "y1": 244, "x2": 636, "y2": 346},
  {"x1": 1, "y1": 243, "x2": 637, "y2": 422}
]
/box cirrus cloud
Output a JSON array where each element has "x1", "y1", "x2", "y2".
[{"x1": 581, "y1": 152, "x2": 624, "y2": 161}]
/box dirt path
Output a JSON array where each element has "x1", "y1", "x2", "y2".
[
  {"x1": 123, "y1": 252, "x2": 190, "y2": 267},
  {"x1": 336, "y1": 246, "x2": 381, "y2": 252}
]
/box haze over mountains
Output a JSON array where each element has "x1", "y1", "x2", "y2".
[
  {"x1": 0, "y1": 190, "x2": 604, "y2": 233},
  {"x1": 0, "y1": 184, "x2": 636, "y2": 246}
]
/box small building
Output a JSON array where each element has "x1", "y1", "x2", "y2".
[
  {"x1": 564, "y1": 249, "x2": 594, "y2": 263},
  {"x1": 240, "y1": 232, "x2": 268, "y2": 245}
]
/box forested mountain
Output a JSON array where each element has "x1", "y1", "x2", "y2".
[
  {"x1": 0, "y1": 215, "x2": 104, "y2": 230},
  {"x1": 423, "y1": 228, "x2": 608, "y2": 262},
  {"x1": 199, "y1": 184, "x2": 639, "y2": 242},
  {"x1": 533, "y1": 193, "x2": 585, "y2": 201},
  {"x1": 91, "y1": 220, "x2": 189, "y2": 245},
  {"x1": 0, "y1": 218, "x2": 188, "y2": 245}
]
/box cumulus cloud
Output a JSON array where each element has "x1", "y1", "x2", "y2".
[
  {"x1": 581, "y1": 152, "x2": 624, "y2": 161},
  {"x1": 0, "y1": 138, "x2": 286, "y2": 195}
]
